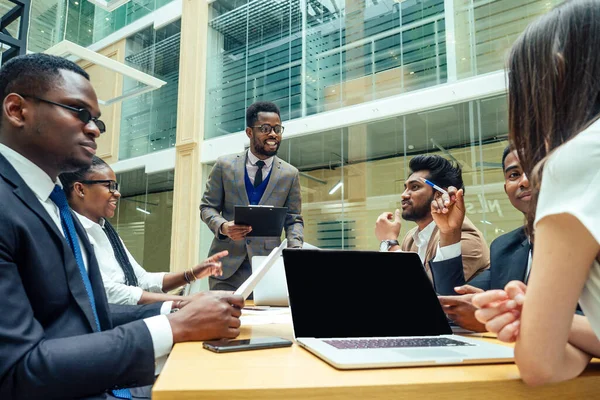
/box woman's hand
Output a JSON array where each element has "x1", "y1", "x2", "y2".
[
  {"x1": 192, "y1": 250, "x2": 228, "y2": 279},
  {"x1": 472, "y1": 280, "x2": 527, "y2": 342}
]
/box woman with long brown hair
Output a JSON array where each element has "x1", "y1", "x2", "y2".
[{"x1": 472, "y1": 0, "x2": 600, "y2": 386}]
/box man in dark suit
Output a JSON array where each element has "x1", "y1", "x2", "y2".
[
  {"x1": 431, "y1": 146, "x2": 531, "y2": 331},
  {"x1": 200, "y1": 101, "x2": 304, "y2": 291},
  {"x1": 0, "y1": 54, "x2": 244, "y2": 400}
]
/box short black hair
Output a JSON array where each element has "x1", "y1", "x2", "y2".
[
  {"x1": 409, "y1": 155, "x2": 464, "y2": 192},
  {"x1": 0, "y1": 53, "x2": 89, "y2": 104},
  {"x1": 59, "y1": 156, "x2": 109, "y2": 199},
  {"x1": 246, "y1": 101, "x2": 281, "y2": 128},
  {"x1": 501, "y1": 145, "x2": 512, "y2": 172}
]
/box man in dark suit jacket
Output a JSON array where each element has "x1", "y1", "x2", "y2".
[
  {"x1": 0, "y1": 54, "x2": 243, "y2": 400},
  {"x1": 430, "y1": 146, "x2": 531, "y2": 331},
  {"x1": 200, "y1": 101, "x2": 304, "y2": 291}
]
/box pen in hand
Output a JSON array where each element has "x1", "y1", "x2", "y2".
[{"x1": 419, "y1": 177, "x2": 448, "y2": 195}]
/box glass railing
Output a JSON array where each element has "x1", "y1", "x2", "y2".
[
  {"x1": 118, "y1": 21, "x2": 180, "y2": 160},
  {"x1": 27, "y1": 0, "x2": 177, "y2": 52},
  {"x1": 205, "y1": 0, "x2": 562, "y2": 139}
]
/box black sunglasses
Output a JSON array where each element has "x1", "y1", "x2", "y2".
[
  {"x1": 21, "y1": 95, "x2": 106, "y2": 133},
  {"x1": 252, "y1": 124, "x2": 284, "y2": 135},
  {"x1": 80, "y1": 180, "x2": 119, "y2": 193}
]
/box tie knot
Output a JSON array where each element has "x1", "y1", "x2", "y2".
[
  {"x1": 255, "y1": 160, "x2": 265, "y2": 169},
  {"x1": 49, "y1": 185, "x2": 68, "y2": 209}
]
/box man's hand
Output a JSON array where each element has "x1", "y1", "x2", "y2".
[
  {"x1": 375, "y1": 209, "x2": 401, "y2": 242},
  {"x1": 472, "y1": 281, "x2": 526, "y2": 343},
  {"x1": 168, "y1": 291, "x2": 245, "y2": 342},
  {"x1": 438, "y1": 285, "x2": 486, "y2": 332},
  {"x1": 221, "y1": 221, "x2": 252, "y2": 240},
  {"x1": 431, "y1": 186, "x2": 464, "y2": 247},
  {"x1": 192, "y1": 250, "x2": 228, "y2": 279}
]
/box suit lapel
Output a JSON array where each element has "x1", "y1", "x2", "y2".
[
  {"x1": 259, "y1": 157, "x2": 281, "y2": 205},
  {"x1": 0, "y1": 155, "x2": 99, "y2": 332},
  {"x1": 425, "y1": 225, "x2": 440, "y2": 266},
  {"x1": 509, "y1": 232, "x2": 530, "y2": 282},
  {"x1": 234, "y1": 153, "x2": 250, "y2": 205}
]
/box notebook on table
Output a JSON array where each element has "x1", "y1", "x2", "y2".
[
  {"x1": 251, "y1": 242, "x2": 320, "y2": 307},
  {"x1": 234, "y1": 239, "x2": 287, "y2": 300},
  {"x1": 282, "y1": 249, "x2": 513, "y2": 370}
]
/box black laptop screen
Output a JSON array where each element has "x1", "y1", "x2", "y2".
[{"x1": 282, "y1": 249, "x2": 452, "y2": 339}]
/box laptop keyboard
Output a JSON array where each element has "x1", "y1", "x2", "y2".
[{"x1": 323, "y1": 337, "x2": 475, "y2": 349}]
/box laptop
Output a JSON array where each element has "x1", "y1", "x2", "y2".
[
  {"x1": 252, "y1": 242, "x2": 320, "y2": 307},
  {"x1": 282, "y1": 249, "x2": 514, "y2": 369},
  {"x1": 234, "y1": 239, "x2": 287, "y2": 300}
]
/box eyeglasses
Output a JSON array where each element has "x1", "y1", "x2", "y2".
[
  {"x1": 20, "y1": 95, "x2": 106, "y2": 133},
  {"x1": 80, "y1": 180, "x2": 119, "y2": 193},
  {"x1": 251, "y1": 124, "x2": 284, "y2": 135}
]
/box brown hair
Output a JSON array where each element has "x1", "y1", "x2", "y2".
[{"x1": 508, "y1": 0, "x2": 600, "y2": 236}]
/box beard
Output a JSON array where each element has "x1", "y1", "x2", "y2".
[
  {"x1": 252, "y1": 137, "x2": 279, "y2": 157},
  {"x1": 402, "y1": 195, "x2": 435, "y2": 222}
]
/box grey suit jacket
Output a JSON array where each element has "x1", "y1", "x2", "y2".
[
  {"x1": 200, "y1": 152, "x2": 304, "y2": 280},
  {"x1": 0, "y1": 154, "x2": 161, "y2": 400}
]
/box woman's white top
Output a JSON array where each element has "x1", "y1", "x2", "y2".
[
  {"x1": 534, "y1": 119, "x2": 600, "y2": 337},
  {"x1": 75, "y1": 212, "x2": 166, "y2": 305}
]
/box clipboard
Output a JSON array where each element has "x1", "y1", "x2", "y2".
[{"x1": 234, "y1": 205, "x2": 287, "y2": 237}]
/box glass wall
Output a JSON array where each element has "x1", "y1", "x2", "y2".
[
  {"x1": 201, "y1": 93, "x2": 522, "y2": 255},
  {"x1": 27, "y1": 0, "x2": 178, "y2": 53},
  {"x1": 118, "y1": 21, "x2": 181, "y2": 159},
  {"x1": 205, "y1": 0, "x2": 562, "y2": 139},
  {"x1": 110, "y1": 168, "x2": 175, "y2": 273}
]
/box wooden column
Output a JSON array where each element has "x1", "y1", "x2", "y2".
[
  {"x1": 79, "y1": 40, "x2": 126, "y2": 164},
  {"x1": 169, "y1": 0, "x2": 209, "y2": 272}
]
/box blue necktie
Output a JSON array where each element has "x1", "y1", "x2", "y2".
[{"x1": 49, "y1": 186, "x2": 132, "y2": 400}]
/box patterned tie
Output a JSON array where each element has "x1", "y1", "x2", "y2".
[
  {"x1": 49, "y1": 185, "x2": 132, "y2": 400},
  {"x1": 254, "y1": 160, "x2": 265, "y2": 188}
]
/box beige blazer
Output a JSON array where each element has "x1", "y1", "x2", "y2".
[{"x1": 401, "y1": 217, "x2": 490, "y2": 282}]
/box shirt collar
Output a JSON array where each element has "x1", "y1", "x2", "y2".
[
  {"x1": 413, "y1": 220, "x2": 437, "y2": 245},
  {"x1": 73, "y1": 210, "x2": 105, "y2": 229},
  {"x1": 0, "y1": 142, "x2": 60, "y2": 202},
  {"x1": 247, "y1": 149, "x2": 274, "y2": 167}
]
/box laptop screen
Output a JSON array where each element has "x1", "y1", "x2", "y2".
[{"x1": 282, "y1": 249, "x2": 452, "y2": 339}]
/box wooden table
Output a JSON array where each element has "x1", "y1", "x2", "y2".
[{"x1": 153, "y1": 311, "x2": 600, "y2": 399}]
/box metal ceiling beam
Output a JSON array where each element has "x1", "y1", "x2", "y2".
[{"x1": 0, "y1": 0, "x2": 29, "y2": 64}]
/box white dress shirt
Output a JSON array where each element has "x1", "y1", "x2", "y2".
[
  {"x1": 246, "y1": 149, "x2": 274, "y2": 185},
  {"x1": 0, "y1": 143, "x2": 173, "y2": 374},
  {"x1": 75, "y1": 212, "x2": 168, "y2": 307},
  {"x1": 406, "y1": 220, "x2": 461, "y2": 264}
]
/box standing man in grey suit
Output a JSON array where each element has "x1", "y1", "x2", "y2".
[
  {"x1": 431, "y1": 146, "x2": 532, "y2": 331},
  {"x1": 0, "y1": 54, "x2": 243, "y2": 400},
  {"x1": 201, "y1": 101, "x2": 304, "y2": 291}
]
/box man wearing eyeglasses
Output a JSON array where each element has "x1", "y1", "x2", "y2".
[
  {"x1": 201, "y1": 101, "x2": 304, "y2": 291},
  {"x1": 0, "y1": 54, "x2": 244, "y2": 399}
]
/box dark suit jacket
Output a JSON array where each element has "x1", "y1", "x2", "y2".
[
  {"x1": 0, "y1": 154, "x2": 162, "y2": 400},
  {"x1": 200, "y1": 152, "x2": 304, "y2": 280},
  {"x1": 429, "y1": 226, "x2": 530, "y2": 295}
]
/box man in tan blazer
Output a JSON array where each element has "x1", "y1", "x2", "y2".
[
  {"x1": 200, "y1": 101, "x2": 304, "y2": 291},
  {"x1": 375, "y1": 155, "x2": 489, "y2": 287}
]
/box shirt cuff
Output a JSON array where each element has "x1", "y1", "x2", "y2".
[
  {"x1": 433, "y1": 243, "x2": 462, "y2": 262},
  {"x1": 143, "y1": 315, "x2": 174, "y2": 375},
  {"x1": 130, "y1": 286, "x2": 144, "y2": 304},
  {"x1": 160, "y1": 301, "x2": 173, "y2": 315}
]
